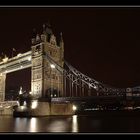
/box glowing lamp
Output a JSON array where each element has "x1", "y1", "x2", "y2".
[
  {"x1": 50, "y1": 64, "x2": 55, "y2": 69},
  {"x1": 72, "y1": 105, "x2": 77, "y2": 111}
]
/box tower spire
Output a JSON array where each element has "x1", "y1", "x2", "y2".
[
  {"x1": 43, "y1": 24, "x2": 46, "y2": 34},
  {"x1": 60, "y1": 32, "x2": 64, "y2": 47},
  {"x1": 46, "y1": 21, "x2": 53, "y2": 35},
  {"x1": 60, "y1": 32, "x2": 63, "y2": 42}
]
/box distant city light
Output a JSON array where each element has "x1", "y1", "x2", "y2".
[{"x1": 50, "y1": 64, "x2": 55, "y2": 69}]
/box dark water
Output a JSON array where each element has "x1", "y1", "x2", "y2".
[{"x1": 1, "y1": 114, "x2": 140, "y2": 133}]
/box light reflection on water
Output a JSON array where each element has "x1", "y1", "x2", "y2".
[
  {"x1": 1, "y1": 114, "x2": 140, "y2": 133},
  {"x1": 14, "y1": 117, "x2": 38, "y2": 132},
  {"x1": 14, "y1": 117, "x2": 28, "y2": 132},
  {"x1": 29, "y1": 118, "x2": 37, "y2": 132},
  {"x1": 13, "y1": 116, "x2": 76, "y2": 132},
  {"x1": 72, "y1": 115, "x2": 78, "y2": 132},
  {"x1": 46, "y1": 119, "x2": 69, "y2": 132},
  {"x1": 13, "y1": 115, "x2": 79, "y2": 132}
]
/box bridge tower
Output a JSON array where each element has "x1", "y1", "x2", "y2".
[
  {"x1": 31, "y1": 23, "x2": 64, "y2": 98},
  {"x1": 0, "y1": 73, "x2": 6, "y2": 101}
]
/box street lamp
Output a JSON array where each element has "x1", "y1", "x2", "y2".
[
  {"x1": 50, "y1": 64, "x2": 55, "y2": 69},
  {"x1": 28, "y1": 56, "x2": 31, "y2": 61},
  {"x1": 72, "y1": 105, "x2": 77, "y2": 111}
]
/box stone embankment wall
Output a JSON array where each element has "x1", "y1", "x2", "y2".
[{"x1": 0, "y1": 107, "x2": 13, "y2": 115}]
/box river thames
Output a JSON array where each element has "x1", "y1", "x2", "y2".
[{"x1": 0, "y1": 113, "x2": 140, "y2": 133}]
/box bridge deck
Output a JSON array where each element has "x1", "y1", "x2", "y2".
[{"x1": 51, "y1": 96, "x2": 125, "y2": 102}]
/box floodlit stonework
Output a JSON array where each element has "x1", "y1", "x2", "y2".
[{"x1": 31, "y1": 23, "x2": 64, "y2": 98}]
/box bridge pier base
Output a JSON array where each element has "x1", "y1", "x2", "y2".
[{"x1": 13, "y1": 101, "x2": 75, "y2": 117}]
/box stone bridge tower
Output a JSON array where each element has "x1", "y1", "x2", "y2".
[
  {"x1": 0, "y1": 73, "x2": 6, "y2": 101},
  {"x1": 31, "y1": 23, "x2": 64, "y2": 98}
]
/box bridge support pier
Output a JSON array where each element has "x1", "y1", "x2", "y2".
[{"x1": 13, "y1": 101, "x2": 75, "y2": 117}]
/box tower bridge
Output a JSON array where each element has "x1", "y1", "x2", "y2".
[{"x1": 0, "y1": 23, "x2": 140, "y2": 112}]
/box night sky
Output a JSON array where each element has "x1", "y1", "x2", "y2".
[{"x1": 1, "y1": 7, "x2": 140, "y2": 91}]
